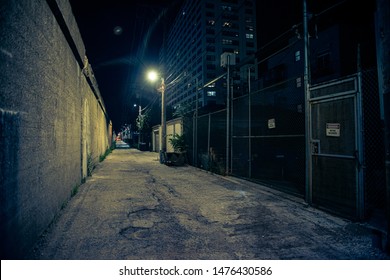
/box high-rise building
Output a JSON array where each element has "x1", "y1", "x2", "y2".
[{"x1": 162, "y1": 0, "x2": 257, "y2": 111}]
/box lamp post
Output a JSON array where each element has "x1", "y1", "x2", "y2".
[{"x1": 147, "y1": 71, "x2": 166, "y2": 163}]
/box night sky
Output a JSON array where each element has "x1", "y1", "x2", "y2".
[
  {"x1": 69, "y1": 0, "x2": 349, "y2": 132},
  {"x1": 69, "y1": 0, "x2": 183, "y2": 132}
]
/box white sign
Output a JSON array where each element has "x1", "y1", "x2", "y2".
[
  {"x1": 326, "y1": 123, "x2": 340, "y2": 137},
  {"x1": 268, "y1": 118, "x2": 276, "y2": 129}
]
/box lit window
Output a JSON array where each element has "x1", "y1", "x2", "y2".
[
  {"x1": 295, "y1": 50, "x2": 301, "y2": 61},
  {"x1": 222, "y1": 39, "x2": 233, "y2": 45},
  {"x1": 222, "y1": 5, "x2": 232, "y2": 11},
  {"x1": 208, "y1": 20, "x2": 215, "y2": 26},
  {"x1": 207, "y1": 91, "x2": 216, "y2": 96},
  {"x1": 223, "y1": 22, "x2": 232, "y2": 28},
  {"x1": 246, "y1": 33, "x2": 254, "y2": 39}
]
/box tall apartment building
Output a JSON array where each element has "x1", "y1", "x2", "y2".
[{"x1": 162, "y1": 0, "x2": 257, "y2": 111}]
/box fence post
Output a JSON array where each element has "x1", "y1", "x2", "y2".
[
  {"x1": 208, "y1": 113, "x2": 211, "y2": 171},
  {"x1": 303, "y1": 0, "x2": 312, "y2": 204},
  {"x1": 226, "y1": 55, "x2": 230, "y2": 175},
  {"x1": 376, "y1": 0, "x2": 390, "y2": 253},
  {"x1": 248, "y1": 66, "x2": 252, "y2": 178}
]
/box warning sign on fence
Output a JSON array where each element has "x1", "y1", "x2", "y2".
[{"x1": 326, "y1": 123, "x2": 340, "y2": 137}]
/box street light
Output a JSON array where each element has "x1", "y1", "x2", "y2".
[{"x1": 147, "y1": 70, "x2": 166, "y2": 163}]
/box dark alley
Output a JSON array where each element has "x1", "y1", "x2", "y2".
[{"x1": 30, "y1": 148, "x2": 388, "y2": 260}]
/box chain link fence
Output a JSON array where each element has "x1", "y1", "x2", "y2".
[
  {"x1": 361, "y1": 68, "x2": 387, "y2": 220},
  {"x1": 183, "y1": 67, "x2": 386, "y2": 224},
  {"x1": 184, "y1": 72, "x2": 306, "y2": 196},
  {"x1": 231, "y1": 75, "x2": 306, "y2": 195}
]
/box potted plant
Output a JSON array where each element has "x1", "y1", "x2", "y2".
[{"x1": 166, "y1": 133, "x2": 187, "y2": 166}]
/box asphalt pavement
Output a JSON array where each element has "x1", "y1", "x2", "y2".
[{"x1": 30, "y1": 147, "x2": 389, "y2": 260}]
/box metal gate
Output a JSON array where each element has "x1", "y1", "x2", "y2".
[{"x1": 309, "y1": 75, "x2": 364, "y2": 219}]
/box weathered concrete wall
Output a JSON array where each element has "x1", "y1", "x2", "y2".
[{"x1": 0, "y1": 0, "x2": 111, "y2": 259}]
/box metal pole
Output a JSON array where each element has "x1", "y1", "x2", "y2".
[
  {"x1": 226, "y1": 55, "x2": 230, "y2": 175},
  {"x1": 231, "y1": 82, "x2": 233, "y2": 173},
  {"x1": 193, "y1": 115, "x2": 195, "y2": 165},
  {"x1": 356, "y1": 44, "x2": 365, "y2": 219},
  {"x1": 160, "y1": 78, "x2": 166, "y2": 163},
  {"x1": 303, "y1": 0, "x2": 312, "y2": 204},
  {"x1": 139, "y1": 93, "x2": 142, "y2": 145},
  {"x1": 376, "y1": 0, "x2": 390, "y2": 253},
  {"x1": 208, "y1": 113, "x2": 211, "y2": 170},
  {"x1": 248, "y1": 66, "x2": 252, "y2": 178},
  {"x1": 195, "y1": 78, "x2": 199, "y2": 167}
]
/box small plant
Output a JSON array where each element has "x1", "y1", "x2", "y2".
[
  {"x1": 87, "y1": 153, "x2": 94, "y2": 176},
  {"x1": 99, "y1": 146, "x2": 113, "y2": 162},
  {"x1": 71, "y1": 184, "x2": 79, "y2": 197},
  {"x1": 169, "y1": 133, "x2": 187, "y2": 152}
]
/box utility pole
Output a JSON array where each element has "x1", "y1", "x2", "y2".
[
  {"x1": 160, "y1": 78, "x2": 166, "y2": 163},
  {"x1": 376, "y1": 0, "x2": 390, "y2": 253},
  {"x1": 226, "y1": 54, "x2": 230, "y2": 175},
  {"x1": 303, "y1": 0, "x2": 312, "y2": 204}
]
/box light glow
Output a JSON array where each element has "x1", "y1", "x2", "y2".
[{"x1": 147, "y1": 71, "x2": 158, "y2": 82}]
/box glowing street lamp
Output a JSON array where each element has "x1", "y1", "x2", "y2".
[{"x1": 147, "y1": 70, "x2": 166, "y2": 163}]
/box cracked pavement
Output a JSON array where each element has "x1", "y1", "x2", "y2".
[{"x1": 30, "y1": 149, "x2": 389, "y2": 260}]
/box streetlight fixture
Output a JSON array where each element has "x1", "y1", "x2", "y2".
[{"x1": 147, "y1": 70, "x2": 166, "y2": 163}]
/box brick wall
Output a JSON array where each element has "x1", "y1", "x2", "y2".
[{"x1": 0, "y1": 0, "x2": 111, "y2": 259}]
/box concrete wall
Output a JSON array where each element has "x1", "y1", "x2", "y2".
[{"x1": 0, "y1": 0, "x2": 111, "y2": 259}]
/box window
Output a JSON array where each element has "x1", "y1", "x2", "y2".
[
  {"x1": 222, "y1": 14, "x2": 238, "y2": 20},
  {"x1": 246, "y1": 33, "x2": 254, "y2": 39},
  {"x1": 295, "y1": 50, "x2": 301, "y2": 61},
  {"x1": 296, "y1": 77, "x2": 302, "y2": 88},
  {"x1": 206, "y1": 28, "x2": 215, "y2": 35},
  {"x1": 207, "y1": 91, "x2": 216, "y2": 96},
  {"x1": 222, "y1": 39, "x2": 233, "y2": 45},
  {"x1": 222, "y1": 48, "x2": 234, "y2": 53},
  {"x1": 222, "y1": 5, "x2": 232, "y2": 11},
  {"x1": 207, "y1": 19, "x2": 215, "y2": 26},
  {"x1": 264, "y1": 64, "x2": 287, "y2": 87},
  {"x1": 223, "y1": 22, "x2": 232, "y2": 28},
  {"x1": 222, "y1": 30, "x2": 239, "y2": 37},
  {"x1": 246, "y1": 25, "x2": 254, "y2": 31},
  {"x1": 317, "y1": 52, "x2": 331, "y2": 71},
  {"x1": 207, "y1": 46, "x2": 216, "y2": 52},
  {"x1": 315, "y1": 51, "x2": 332, "y2": 77},
  {"x1": 245, "y1": 0, "x2": 253, "y2": 6}
]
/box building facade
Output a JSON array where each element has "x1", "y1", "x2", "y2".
[{"x1": 162, "y1": 0, "x2": 257, "y2": 111}]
